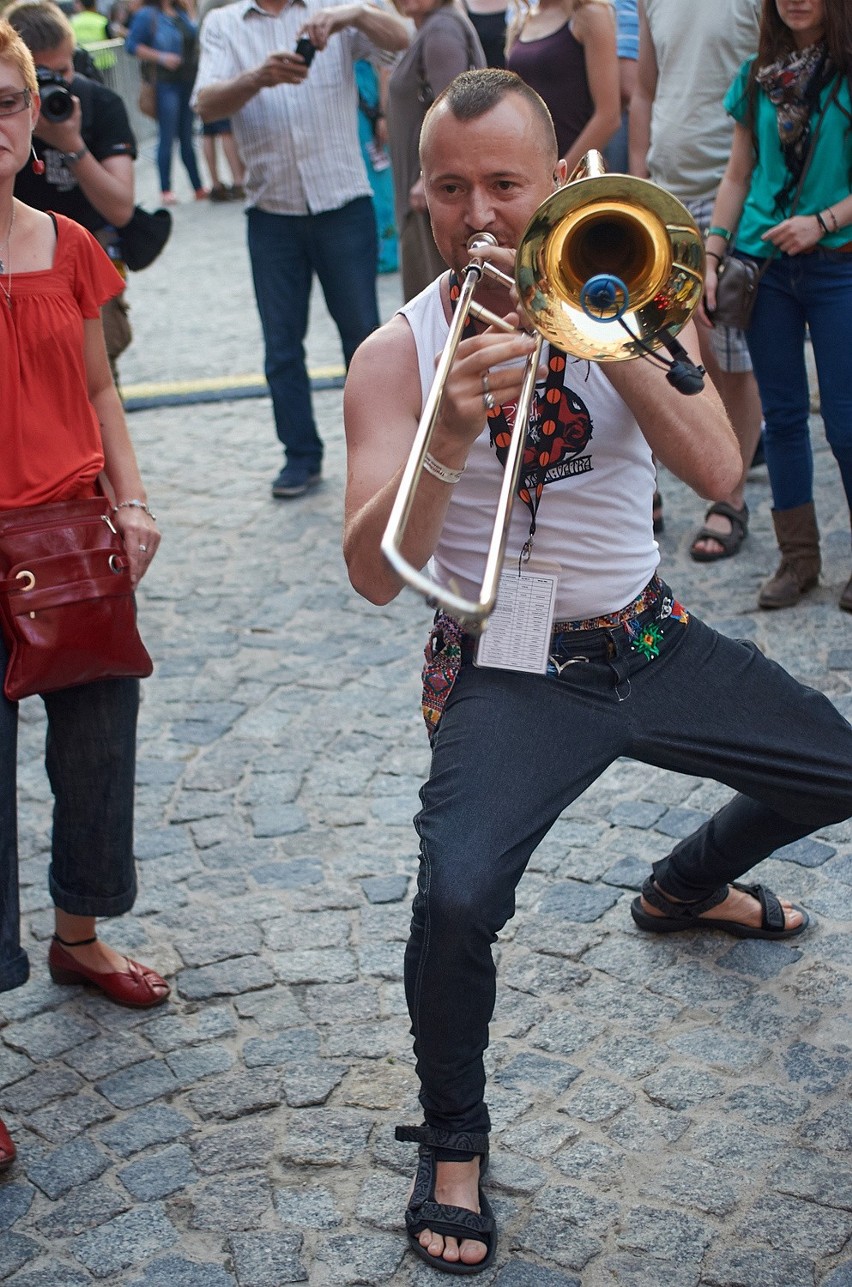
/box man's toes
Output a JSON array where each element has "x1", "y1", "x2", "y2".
[
  {"x1": 419, "y1": 1229, "x2": 460, "y2": 1263},
  {"x1": 459, "y1": 1238, "x2": 488, "y2": 1265}
]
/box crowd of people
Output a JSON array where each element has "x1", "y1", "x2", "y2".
[{"x1": 1, "y1": 0, "x2": 851, "y2": 1277}]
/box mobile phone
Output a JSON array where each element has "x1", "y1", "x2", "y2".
[{"x1": 294, "y1": 36, "x2": 316, "y2": 66}]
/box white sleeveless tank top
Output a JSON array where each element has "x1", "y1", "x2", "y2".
[{"x1": 399, "y1": 280, "x2": 660, "y2": 621}]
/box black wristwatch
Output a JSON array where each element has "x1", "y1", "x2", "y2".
[{"x1": 61, "y1": 145, "x2": 89, "y2": 166}]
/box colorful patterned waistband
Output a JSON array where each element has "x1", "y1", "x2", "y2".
[{"x1": 552, "y1": 576, "x2": 665, "y2": 635}]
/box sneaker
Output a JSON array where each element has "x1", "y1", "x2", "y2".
[
  {"x1": 228, "y1": 184, "x2": 246, "y2": 200},
  {"x1": 209, "y1": 184, "x2": 230, "y2": 203},
  {"x1": 271, "y1": 464, "x2": 322, "y2": 499}
]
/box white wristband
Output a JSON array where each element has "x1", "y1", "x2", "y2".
[{"x1": 422, "y1": 453, "x2": 464, "y2": 485}]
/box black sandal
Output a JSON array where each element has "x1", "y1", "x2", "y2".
[
  {"x1": 631, "y1": 877, "x2": 809, "y2": 940},
  {"x1": 395, "y1": 1124, "x2": 496, "y2": 1276},
  {"x1": 689, "y1": 501, "x2": 749, "y2": 562}
]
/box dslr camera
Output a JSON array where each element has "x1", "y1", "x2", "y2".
[{"x1": 36, "y1": 68, "x2": 74, "y2": 123}]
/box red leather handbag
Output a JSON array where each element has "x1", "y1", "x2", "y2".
[{"x1": 0, "y1": 496, "x2": 153, "y2": 702}]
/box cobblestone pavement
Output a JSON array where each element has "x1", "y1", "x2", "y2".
[{"x1": 1, "y1": 160, "x2": 851, "y2": 1287}]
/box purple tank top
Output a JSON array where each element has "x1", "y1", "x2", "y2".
[{"x1": 507, "y1": 21, "x2": 594, "y2": 159}]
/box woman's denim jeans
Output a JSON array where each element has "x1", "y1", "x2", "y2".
[
  {"x1": 0, "y1": 629, "x2": 139, "y2": 993},
  {"x1": 746, "y1": 249, "x2": 852, "y2": 516},
  {"x1": 156, "y1": 80, "x2": 203, "y2": 193},
  {"x1": 407, "y1": 612, "x2": 852, "y2": 1136}
]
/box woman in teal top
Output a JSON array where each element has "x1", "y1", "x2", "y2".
[{"x1": 702, "y1": 0, "x2": 852, "y2": 614}]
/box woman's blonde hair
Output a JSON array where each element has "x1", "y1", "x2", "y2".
[{"x1": 0, "y1": 16, "x2": 38, "y2": 93}]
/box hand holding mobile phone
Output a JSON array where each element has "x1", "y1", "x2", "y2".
[{"x1": 294, "y1": 36, "x2": 316, "y2": 65}]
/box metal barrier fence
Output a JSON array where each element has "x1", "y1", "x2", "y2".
[{"x1": 84, "y1": 40, "x2": 157, "y2": 146}]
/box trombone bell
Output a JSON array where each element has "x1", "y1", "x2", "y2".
[{"x1": 515, "y1": 155, "x2": 704, "y2": 361}]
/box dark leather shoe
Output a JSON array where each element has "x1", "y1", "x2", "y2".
[
  {"x1": 48, "y1": 938, "x2": 170, "y2": 1009},
  {"x1": 0, "y1": 1116, "x2": 16, "y2": 1170}
]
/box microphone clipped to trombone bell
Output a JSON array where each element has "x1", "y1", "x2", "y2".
[{"x1": 380, "y1": 150, "x2": 707, "y2": 632}]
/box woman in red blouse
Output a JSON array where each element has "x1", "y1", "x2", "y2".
[{"x1": 0, "y1": 19, "x2": 169, "y2": 1174}]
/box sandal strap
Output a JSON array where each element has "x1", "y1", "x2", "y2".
[
  {"x1": 731, "y1": 881, "x2": 785, "y2": 932},
  {"x1": 395, "y1": 1124, "x2": 489, "y2": 1157},
  {"x1": 705, "y1": 500, "x2": 749, "y2": 533},
  {"x1": 52, "y1": 933, "x2": 98, "y2": 947},
  {"x1": 640, "y1": 878, "x2": 729, "y2": 920},
  {"x1": 405, "y1": 1199, "x2": 494, "y2": 1244}
]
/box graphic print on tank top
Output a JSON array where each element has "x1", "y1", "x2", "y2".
[{"x1": 490, "y1": 351, "x2": 593, "y2": 520}]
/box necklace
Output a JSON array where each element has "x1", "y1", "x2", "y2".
[{"x1": 0, "y1": 202, "x2": 14, "y2": 309}]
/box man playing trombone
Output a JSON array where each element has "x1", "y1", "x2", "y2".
[{"x1": 343, "y1": 69, "x2": 852, "y2": 1276}]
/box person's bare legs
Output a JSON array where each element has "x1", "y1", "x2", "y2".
[
  {"x1": 222, "y1": 132, "x2": 245, "y2": 188},
  {"x1": 202, "y1": 135, "x2": 221, "y2": 189},
  {"x1": 691, "y1": 335, "x2": 763, "y2": 557},
  {"x1": 415, "y1": 1158, "x2": 487, "y2": 1268}
]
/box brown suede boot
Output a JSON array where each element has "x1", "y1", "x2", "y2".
[{"x1": 758, "y1": 502, "x2": 821, "y2": 610}]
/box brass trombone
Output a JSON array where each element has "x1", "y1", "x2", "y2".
[{"x1": 380, "y1": 152, "x2": 705, "y2": 631}]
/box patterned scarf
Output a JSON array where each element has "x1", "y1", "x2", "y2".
[{"x1": 755, "y1": 40, "x2": 832, "y2": 212}]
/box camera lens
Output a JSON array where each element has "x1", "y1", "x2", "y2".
[{"x1": 36, "y1": 69, "x2": 73, "y2": 124}]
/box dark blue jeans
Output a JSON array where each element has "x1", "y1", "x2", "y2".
[
  {"x1": 0, "y1": 631, "x2": 139, "y2": 994},
  {"x1": 745, "y1": 249, "x2": 852, "y2": 516},
  {"x1": 407, "y1": 605, "x2": 852, "y2": 1136},
  {"x1": 246, "y1": 199, "x2": 379, "y2": 470},
  {"x1": 156, "y1": 80, "x2": 203, "y2": 193}
]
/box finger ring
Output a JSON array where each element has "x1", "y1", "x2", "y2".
[
  {"x1": 481, "y1": 371, "x2": 495, "y2": 412},
  {"x1": 139, "y1": 544, "x2": 148, "y2": 553}
]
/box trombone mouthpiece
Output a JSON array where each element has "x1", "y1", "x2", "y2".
[{"x1": 467, "y1": 232, "x2": 498, "y2": 253}]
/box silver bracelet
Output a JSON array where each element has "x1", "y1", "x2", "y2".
[
  {"x1": 113, "y1": 499, "x2": 157, "y2": 521},
  {"x1": 422, "y1": 453, "x2": 464, "y2": 485}
]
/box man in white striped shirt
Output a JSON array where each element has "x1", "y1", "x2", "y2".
[{"x1": 193, "y1": 0, "x2": 408, "y2": 497}]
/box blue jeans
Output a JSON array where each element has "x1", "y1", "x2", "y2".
[
  {"x1": 745, "y1": 249, "x2": 852, "y2": 517},
  {"x1": 247, "y1": 199, "x2": 379, "y2": 469},
  {"x1": 0, "y1": 631, "x2": 139, "y2": 994},
  {"x1": 407, "y1": 601, "x2": 852, "y2": 1135},
  {"x1": 156, "y1": 80, "x2": 203, "y2": 193}
]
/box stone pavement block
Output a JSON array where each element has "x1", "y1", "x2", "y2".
[
  {"x1": 702, "y1": 1249, "x2": 817, "y2": 1287},
  {"x1": 822, "y1": 1265, "x2": 852, "y2": 1287},
  {"x1": 641, "y1": 1066, "x2": 727, "y2": 1111},
  {"x1": 24, "y1": 1092, "x2": 114, "y2": 1143},
  {"x1": 63, "y1": 1033, "x2": 152, "y2": 1082},
  {"x1": 589, "y1": 1033, "x2": 668, "y2": 1079},
  {"x1": 618, "y1": 1204, "x2": 712, "y2": 1266},
  {"x1": 26, "y1": 1136, "x2": 109, "y2": 1199},
  {"x1": 71, "y1": 1205, "x2": 179, "y2": 1278},
  {"x1": 97, "y1": 1104, "x2": 195, "y2": 1157},
  {"x1": 263, "y1": 911, "x2": 351, "y2": 952},
  {"x1": 166, "y1": 1042, "x2": 236, "y2": 1087},
  {"x1": 494, "y1": 1053, "x2": 581, "y2": 1097},
  {"x1": 249, "y1": 858, "x2": 323, "y2": 888},
  {"x1": 233, "y1": 986, "x2": 306, "y2": 1030},
  {"x1": 118, "y1": 1143, "x2": 197, "y2": 1201},
  {"x1": 607, "y1": 801, "x2": 667, "y2": 829},
  {"x1": 274, "y1": 1183, "x2": 342, "y2": 1229},
  {"x1": 557, "y1": 1075, "x2": 634, "y2": 1123},
  {"x1": 4, "y1": 1262, "x2": 95, "y2": 1286},
  {"x1": 96, "y1": 1059, "x2": 179, "y2": 1109},
  {"x1": 281, "y1": 1061, "x2": 348, "y2": 1107},
  {"x1": 177, "y1": 955, "x2": 276, "y2": 1001},
  {"x1": 552, "y1": 1138, "x2": 623, "y2": 1185},
  {"x1": 667, "y1": 1027, "x2": 771, "y2": 1073},
  {"x1": 784, "y1": 1042, "x2": 852, "y2": 1094},
  {"x1": 774, "y1": 837, "x2": 837, "y2": 867},
  {"x1": 0, "y1": 1233, "x2": 41, "y2": 1280},
  {"x1": 3, "y1": 1013, "x2": 99, "y2": 1061},
  {"x1": 279, "y1": 1107, "x2": 373, "y2": 1166},
  {"x1": 189, "y1": 1068, "x2": 284, "y2": 1120},
  {"x1": 140, "y1": 1003, "x2": 239, "y2": 1052},
  {"x1": 360, "y1": 875, "x2": 409, "y2": 904},
  {"x1": 311, "y1": 1232, "x2": 406, "y2": 1284},
  {"x1": 35, "y1": 1179, "x2": 129, "y2": 1238},
  {"x1": 271, "y1": 949, "x2": 358, "y2": 986},
  {"x1": 189, "y1": 1172, "x2": 274, "y2": 1231},
  {"x1": 735, "y1": 1193, "x2": 852, "y2": 1256},
  {"x1": 493, "y1": 1263, "x2": 580, "y2": 1286},
  {"x1": 717, "y1": 938, "x2": 804, "y2": 978},
  {"x1": 126, "y1": 1257, "x2": 237, "y2": 1287},
  {"x1": 601, "y1": 855, "x2": 647, "y2": 890},
  {"x1": 772, "y1": 1147, "x2": 852, "y2": 1211},
  {"x1": 191, "y1": 1120, "x2": 270, "y2": 1174},
  {"x1": 1, "y1": 1066, "x2": 79, "y2": 1111},
  {"x1": 515, "y1": 1186, "x2": 617, "y2": 1272},
  {"x1": 0, "y1": 1183, "x2": 36, "y2": 1229},
  {"x1": 534, "y1": 881, "x2": 621, "y2": 922},
  {"x1": 228, "y1": 1232, "x2": 308, "y2": 1285}
]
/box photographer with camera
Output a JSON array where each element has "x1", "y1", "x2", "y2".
[
  {"x1": 192, "y1": 0, "x2": 409, "y2": 499},
  {"x1": 7, "y1": 0, "x2": 136, "y2": 380}
]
